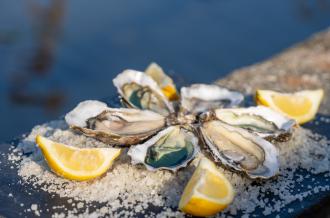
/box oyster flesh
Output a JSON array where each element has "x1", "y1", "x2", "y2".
[
  {"x1": 128, "y1": 125, "x2": 199, "y2": 171},
  {"x1": 65, "y1": 100, "x2": 166, "y2": 145},
  {"x1": 199, "y1": 120, "x2": 279, "y2": 179},
  {"x1": 181, "y1": 84, "x2": 244, "y2": 114},
  {"x1": 214, "y1": 106, "x2": 295, "y2": 141},
  {"x1": 113, "y1": 70, "x2": 174, "y2": 116}
]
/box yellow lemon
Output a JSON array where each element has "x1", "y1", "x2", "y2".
[
  {"x1": 161, "y1": 85, "x2": 179, "y2": 101},
  {"x1": 145, "y1": 62, "x2": 179, "y2": 101},
  {"x1": 256, "y1": 89, "x2": 324, "y2": 124},
  {"x1": 36, "y1": 135, "x2": 121, "y2": 181},
  {"x1": 179, "y1": 158, "x2": 234, "y2": 217}
]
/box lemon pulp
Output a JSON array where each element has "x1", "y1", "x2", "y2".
[
  {"x1": 179, "y1": 158, "x2": 234, "y2": 217},
  {"x1": 256, "y1": 89, "x2": 323, "y2": 124},
  {"x1": 36, "y1": 135, "x2": 121, "y2": 181},
  {"x1": 162, "y1": 85, "x2": 179, "y2": 101},
  {"x1": 197, "y1": 171, "x2": 229, "y2": 199},
  {"x1": 145, "y1": 62, "x2": 178, "y2": 101},
  {"x1": 272, "y1": 94, "x2": 312, "y2": 117}
]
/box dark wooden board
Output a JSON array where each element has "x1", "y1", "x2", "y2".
[{"x1": 0, "y1": 97, "x2": 329, "y2": 217}]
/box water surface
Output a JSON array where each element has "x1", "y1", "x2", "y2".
[{"x1": 0, "y1": 0, "x2": 330, "y2": 141}]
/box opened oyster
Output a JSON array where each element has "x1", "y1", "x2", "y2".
[
  {"x1": 65, "y1": 100, "x2": 166, "y2": 145},
  {"x1": 62, "y1": 63, "x2": 290, "y2": 178},
  {"x1": 199, "y1": 120, "x2": 279, "y2": 179},
  {"x1": 128, "y1": 125, "x2": 199, "y2": 171},
  {"x1": 181, "y1": 84, "x2": 244, "y2": 114},
  {"x1": 65, "y1": 100, "x2": 109, "y2": 127},
  {"x1": 113, "y1": 70, "x2": 174, "y2": 116},
  {"x1": 145, "y1": 63, "x2": 179, "y2": 101},
  {"x1": 214, "y1": 106, "x2": 296, "y2": 141}
]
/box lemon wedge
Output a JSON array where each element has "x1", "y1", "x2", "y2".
[
  {"x1": 256, "y1": 89, "x2": 324, "y2": 124},
  {"x1": 161, "y1": 84, "x2": 179, "y2": 101},
  {"x1": 145, "y1": 62, "x2": 179, "y2": 101},
  {"x1": 36, "y1": 135, "x2": 121, "y2": 181},
  {"x1": 179, "y1": 158, "x2": 234, "y2": 217}
]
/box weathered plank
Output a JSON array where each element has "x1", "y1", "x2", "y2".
[
  {"x1": 217, "y1": 28, "x2": 330, "y2": 114},
  {"x1": 218, "y1": 28, "x2": 330, "y2": 217}
]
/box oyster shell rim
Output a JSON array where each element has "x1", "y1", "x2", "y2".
[
  {"x1": 65, "y1": 100, "x2": 109, "y2": 128},
  {"x1": 180, "y1": 83, "x2": 244, "y2": 114},
  {"x1": 199, "y1": 120, "x2": 279, "y2": 179},
  {"x1": 113, "y1": 69, "x2": 175, "y2": 114},
  {"x1": 127, "y1": 125, "x2": 200, "y2": 172},
  {"x1": 214, "y1": 106, "x2": 296, "y2": 141},
  {"x1": 70, "y1": 125, "x2": 161, "y2": 146},
  {"x1": 65, "y1": 100, "x2": 167, "y2": 146}
]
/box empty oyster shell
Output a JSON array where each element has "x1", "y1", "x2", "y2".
[
  {"x1": 128, "y1": 125, "x2": 199, "y2": 171},
  {"x1": 214, "y1": 106, "x2": 296, "y2": 141},
  {"x1": 199, "y1": 120, "x2": 279, "y2": 179},
  {"x1": 181, "y1": 84, "x2": 244, "y2": 114},
  {"x1": 65, "y1": 100, "x2": 166, "y2": 145},
  {"x1": 113, "y1": 70, "x2": 174, "y2": 116}
]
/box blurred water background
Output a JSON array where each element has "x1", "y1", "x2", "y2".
[{"x1": 0, "y1": 0, "x2": 330, "y2": 142}]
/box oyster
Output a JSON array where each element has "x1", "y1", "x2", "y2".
[
  {"x1": 113, "y1": 70, "x2": 174, "y2": 116},
  {"x1": 145, "y1": 62, "x2": 179, "y2": 101},
  {"x1": 180, "y1": 84, "x2": 244, "y2": 114},
  {"x1": 128, "y1": 125, "x2": 199, "y2": 171},
  {"x1": 199, "y1": 120, "x2": 279, "y2": 179},
  {"x1": 65, "y1": 100, "x2": 108, "y2": 127},
  {"x1": 214, "y1": 106, "x2": 296, "y2": 141},
  {"x1": 65, "y1": 100, "x2": 166, "y2": 145}
]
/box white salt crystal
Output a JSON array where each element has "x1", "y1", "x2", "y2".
[{"x1": 9, "y1": 119, "x2": 330, "y2": 217}]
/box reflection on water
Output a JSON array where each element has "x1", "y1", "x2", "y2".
[
  {"x1": 0, "y1": 0, "x2": 330, "y2": 142},
  {"x1": 9, "y1": 0, "x2": 65, "y2": 112}
]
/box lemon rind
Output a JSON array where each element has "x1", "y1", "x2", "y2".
[
  {"x1": 179, "y1": 158, "x2": 235, "y2": 215},
  {"x1": 256, "y1": 89, "x2": 323, "y2": 124},
  {"x1": 36, "y1": 135, "x2": 121, "y2": 181}
]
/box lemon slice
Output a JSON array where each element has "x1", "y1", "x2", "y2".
[
  {"x1": 161, "y1": 85, "x2": 179, "y2": 101},
  {"x1": 145, "y1": 62, "x2": 179, "y2": 101},
  {"x1": 36, "y1": 135, "x2": 121, "y2": 181},
  {"x1": 179, "y1": 158, "x2": 234, "y2": 217},
  {"x1": 256, "y1": 89, "x2": 324, "y2": 124}
]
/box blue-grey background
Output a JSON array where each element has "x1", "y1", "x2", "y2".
[{"x1": 0, "y1": 0, "x2": 330, "y2": 142}]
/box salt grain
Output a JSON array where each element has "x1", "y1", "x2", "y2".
[{"x1": 9, "y1": 119, "x2": 330, "y2": 217}]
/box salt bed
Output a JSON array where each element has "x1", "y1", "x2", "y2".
[{"x1": 7, "y1": 118, "x2": 330, "y2": 218}]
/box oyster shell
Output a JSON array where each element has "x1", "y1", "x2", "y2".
[
  {"x1": 145, "y1": 62, "x2": 179, "y2": 101},
  {"x1": 65, "y1": 100, "x2": 166, "y2": 145},
  {"x1": 113, "y1": 70, "x2": 174, "y2": 116},
  {"x1": 214, "y1": 106, "x2": 296, "y2": 141},
  {"x1": 65, "y1": 100, "x2": 108, "y2": 128},
  {"x1": 199, "y1": 120, "x2": 279, "y2": 179},
  {"x1": 180, "y1": 84, "x2": 244, "y2": 114},
  {"x1": 128, "y1": 125, "x2": 199, "y2": 171}
]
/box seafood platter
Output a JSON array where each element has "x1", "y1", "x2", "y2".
[{"x1": 0, "y1": 63, "x2": 329, "y2": 217}]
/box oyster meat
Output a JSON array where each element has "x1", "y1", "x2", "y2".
[
  {"x1": 199, "y1": 120, "x2": 279, "y2": 179},
  {"x1": 113, "y1": 70, "x2": 174, "y2": 116},
  {"x1": 215, "y1": 106, "x2": 295, "y2": 141},
  {"x1": 65, "y1": 100, "x2": 166, "y2": 145},
  {"x1": 181, "y1": 84, "x2": 244, "y2": 114},
  {"x1": 128, "y1": 125, "x2": 199, "y2": 171},
  {"x1": 62, "y1": 67, "x2": 291, "y2": 179}
]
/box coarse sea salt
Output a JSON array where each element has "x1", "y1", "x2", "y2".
[{"x1": 8, "y1": 119, "x2": 330, "y2": 217}]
